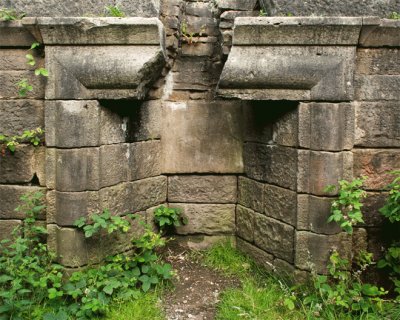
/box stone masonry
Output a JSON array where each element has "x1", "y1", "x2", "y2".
[{"x1": 0, "y1": 0, "x2": 399, "y2": 276}]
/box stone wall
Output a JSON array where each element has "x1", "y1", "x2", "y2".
[{"x1": 0, "y1": 0, "x2": 399, "y2": 273}]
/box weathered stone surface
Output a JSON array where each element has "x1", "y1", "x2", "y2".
[
  {"x1": 353, "y1": 149, "x2": 400, "y2": 190},
  {"x1": 264, "y1": 184, "x2": 297, "y2": 226},
  {"x1": 184, "y1": 16, "x2": 217, "y2": 36},
  {"x1": 0, "y1": 49, "x2": 42, "y2": 71},
  {"x1": 217, "y1": 0, "x2": 258, "y2": 11},
  {"x1": 54, "y1": 191, "x2": 100, "y2": 227},
  {"x1": 0, "y1": 70, "x2": 45, "y2": 99},
  {"x1": 174, "y1": 204, "x2": 236, "y2": 235},
  {"x1": 100, "y1": 144, "x2": 129, "y2": 188},
  {"x1": 264, "y1": 0, "x2": 400, "y2": 17},
  {"x1": 233, "y1": 17, "x2": 362, "y2": 45},
  {"x1": 218, "y1": 46, "x2": 356, "y2": 101},
  {"x1": 161, "y1": 101, "x2": 243, "y2": 174},
  {"x1": 45, "y1": 100, "x2": 127, "y2": 148},
  {"x1": 362, "y1": 192, "x2": 387, "y2": 227},
  {"x1": 99, "y1": 183, "x2": 133, "y2": 216},
  {"x1": 181, "y1": 42, "x2": 215, "y2": 57},
  {"x1": 0, "y1": 100, "x2": 44, "y2": 136},
  {"x1": 25, "y1": 17, "x2": 164, "y2": 44},
  {"x1": 298, "y1": 103, "x2": 355, "y2": 151},
  {"x1": 48, "y1": 148, "x2": 101, "y2": 192},
  {"x1": 273, "y1": 108, "x2": 298, "y2": 147},
  {"x1": 356, "y1": 49, "x2": 400, "y2": 75},
  {"x1": 297, "y1": 195, "x2": 341, "y2": 235},
  {"x1": 174, "y1": 235, "x2": 236, "y2": 251},
  {"x1": 236, "y1": 238, "x2": 275, "y2": 272},
  {"x1": 131, "y1": 176, "x2": 167, "y2": 212},
  {"x1": 129, "y1": 141, "x2": 161, "y2": 181},
  {"x1": 244, "y1": 144, "x2": 297, "y2": 190},
  {"x1": 186, "y1": 2, "x2": 214, "y2": 18},
  {"x1": 238, "y1": 176, "x2": 263, "y2": 212},
  {"x1": 352, "y1": 227, "x2": 368, "y2": 256},
  {"x1": 360, "y1": 19, "x2": 400, "y2": 47},
  {"x1": 0, "y1": 21, "x2": 36, "y2": 47},
  {"x1": 0, "y1": 145, "x2": 43, "y2": 184},
  {"x1": 355, "y1": 75, "x2": 400, "y2": 101},
  {"x1": 131, "y1": 100, "x2": 162, "y2": 141},
  {"x1": 254, "y1": 213, "x2": 294, "y2": 263},
  {"x1": 0, "y1": 185, "x2": 45, "y2": 220},
  {"x1": 168, "y1": 175, "x2": 237, "y2": 203},
  {"x1": 236, "y1": 205, "x2": 254, "y2": 242},
  {"x1": 355, "y1": 102, "x2": 400, "y2": 147},
  {"x1": 0, "y1": 220, "x2": 21, "y2": 241},
  {"x1": 116, "y1": 0, "x2": 160, "y2": 17},
  {"x1": 295, "y1": 231, "x2": 352, "y2": 273},
  {"x1": 298, "y1": 151, "x2": 353, "y2": 196},
  {"x1": 45, "y1": 45, "x2": 165, "y2": 100}
]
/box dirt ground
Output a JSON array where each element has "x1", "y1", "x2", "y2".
[{"x1": 161, "y1": 241, "x2": 240, "y2": 320}]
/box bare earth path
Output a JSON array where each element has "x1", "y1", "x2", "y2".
[{"x1": 161, "y1": 241, "x2": 240, "y2": 320}]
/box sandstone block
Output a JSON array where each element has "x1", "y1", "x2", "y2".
[
  {"x1": 129, "y1": 141, "x2": 161, "y2": 181},
  {"x1": 0, "y1": 220, "x2": 21, "y2": 242},
  {"x1": 186, "y1": 2, "x2": 213, "y2": 18},
  {"x1": 181, "y1": 42, "x2": 214, "y2": 57},
  {"x1": 161, "y1": 101, "x2": 243, "y2": 174},
  {"x1": 45, "y1": 100, "x2": 127, "y2": 148},
  {"x1": 254, "y1": 213, "x2": 294, "y2": 263},
  {"x1": 295, "y1": 231, "x2": 352, "y2": 273},
  {"x1": 298, "y1": 151, "x2": 353, "y2": 196},
  {"x1": 236, "y1": 205, "x2": 254, "y2": 243},
  {"x1": 45, "y1": 45, "x2": 165, "y2": 100},
  {"x1": 131, "y1": 176, "x2": 167, "y2": 212},
  {"x1": 0, "y1": 21, "x2": 36, "y2": 47},
  {"x1": 355, "y1": 75, "x2": 400, "y2": 101},
  {"x1": 355, "y1": 102, "x2": 400, "y2": 148},
  {"x1": 0, "y1": 100, "x2": 44, "y2": 137},
  {"x1": 273, "y1": 108, "x2": 298, "y2": 147},
  {"x1": 0, "y1": 70, "x2": 45, "y2": 99},
  {"x1": 100, "y1": 144, "x2": 129, "y2": 188},
  {"x1": 184, "y1": 16, "x2": 217, "y2": 36},
  {"x1": 0, "y1": 185, "x2": 45, "y2": 220},
  {"x1": 99, "y1": 183, "x2": 133, "y2": 216},
  {"x1": 264, "y1": 184, "x2": 297, "y2": 226},
  {"x1": 360, "y1": 19, "x2": 400, "y2": 47},
  {"x1": 236, "y1": 238, "x2": 275, "y2": 272},
  {"x1": 244, "y1": 144, "x2": 297, "y2": 190},
  {"x1": 168, "y1": 175, "x2": 237, "y2": 203},
  {"x1": 356, "y1": 49, "x2": 400, "y2": 75},
  {"x1": 297, "y1": 195, "x2": 341, "y2": 235},
  {"x1": 353, "y1": 149, "x2": 400, "y2": 190},
  {"x1": 174, "y1": 203, "x2": 235, "y2": 235},
  {"x1": 131, "y1": 100, "x2": 162, "y2": 141},
  {"x1": 238, "y1": 176, "x2": 264, "y2": 213},
  {"x1": 218, "y1": 46, "x2": 356, "y2": 101},
  {"x1": 0, "y1": 49, "x2": 42, "y2": 71},
  {"x1": 0, "y1": 145, "x2": 36, "y2": 184}
]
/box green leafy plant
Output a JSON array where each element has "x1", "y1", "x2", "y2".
[
  {"x1": 325, "y1": 177, "x2": 367, "y2": 234},
  {"x1": 389, "y1": 12, "x2": 400, "y2": 19},
  {"x1": 153, "y1": 205, "x2": 187, "y2": 233},
  {"x1": 180, "y1": 20, "x2": 206, "y2": 45},
  {"x1": 0, "y1": 127, "x2": 45, "y2": 154},
  {"x1": 0, "y1": 8, "x2": 25, "y2": 21},
  {"x1": 379, "y1": 170, "x2": 400, "y2": 223},
  {"x1": 105, "y1": 5, "x2": 125, "y2": 17},
  {"x1": 17, "y1": 78, "x2": 33, "y2": 97}
]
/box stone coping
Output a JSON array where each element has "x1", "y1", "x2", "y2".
[
  {"x1": 1, "y1": 17, "x2": 165, "y2": 46},
  {"x1": 232, "y1": 17, "x2": 400, "y2": 46}
]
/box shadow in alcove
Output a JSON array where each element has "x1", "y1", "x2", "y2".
[{"x1": 99, "y1": 99, "x2": 149, "y2": 143}]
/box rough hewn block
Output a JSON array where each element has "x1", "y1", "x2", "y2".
[
  {"x1": 168, "y1": 175, "x2": 237, "y2": 203},
  {"x1": 355, "y1": 75, "x2": 400, "y2": 101},
  {"x1": 100, "y1": 182, "x2": 134, "y2": 216},
  {"x1": 0, "y1": 220, "x2": 21, "y2": 241},
  {"x1": 129, "y1": 141, "x2": 161, "y2": 181},
  {"x1": 236, "y1": 238, "x2": 275, "y2": 272},
  {"x1": 356, "y1": 49, "x2": 400, "y2": 75},
  {"x1": 0, "y1": 100, "x2": 44, "y2": 136},
  {"x1": 100, "y1": 144, "x2": 129, "y2": 188},
  {"x1": 254, "y1": 213, "x2": 294, "y2": 263},
  {"x1": 0, "y1": 186, "x2": 45, "y2": 220},
  {"x1": 237, "y1": 176, "x2": 263, "y2": 212},
  {"x1": 131, "y1": 176, "x2": 167, "y2": 212},
  {"x1": 353, "y1": 149, "x2": 400, "y2": 190},
  {"x1": 295, "y1": 231, "x2": 352, "y2": 273},
  {"x1": 298, "y1": 151, "x2": 353, "y2": 196},
  {"x1": 161, "y1": 101, "x2": 243, "y2": 174},
  {"x1": 264, "y1": 184, "x2": 297, "y2": 226},
  {"x1": 0, "y1": 70, "x2": 45, "y2": 99},
  {"x1": 0, "y1": 49, "x2": 42, "y2": 71},
  {"x1": 298, "y1": 103, "x2": 354, "y2": 151},
  {"x1": 297, "y1": 195, "x2": 341, "y2": 235},
  {"x1": 0, "y1": 145, "x2": 43, "y2": 184},
  {"x1": 355, "y1": 102, "x2": 400, "y2": 148},
  {"x1": 236, "y1": 205, "x2": 254, "y2": 242},
  {"x1": 217, "y1": 0, "x2": 259, "y2": 11},
  {"x1": 244, "y1": 144, "x2": 297, "y2": 190},
  {"x1": 360, "y1": 19, "x2": 400, "y2": 47},
  {"x1": 273, "y1": 108, "x2": 298, "y2": 147},
  {"x1": 45, "y1": 100, "x2": 126, "y2": 148},
  {"x1": 0, "y1": 21, "x2": 36, "y2": 47},
  {"x1": 45, "y1": 45, "x2": 165, "y2": 100},
  {"x1": 186, "y1": 2, "x2": 213, "y2": 18},
  {"x1": 131, "y1": 100, "x2": 162, "y2": 141},
  {"x1": 184, "y1": 16, "x2": 217, "y2": 36},
  {"x1": 233, "y1": 17, "x2": 362, "y2": 45},
  {"x1": 218, "y1": 46, "x2": 356, "y2": 101},
  {"x1": 174, "y1": 203, "x2": 236, "y2": 235}
]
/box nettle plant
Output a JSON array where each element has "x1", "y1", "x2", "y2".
[
  {"x1": 0, "y1": 192, "x2": 174, "y2": 320},
  {"x1": 153, "y1": 205, "x2": 187, "y2": 234}
]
